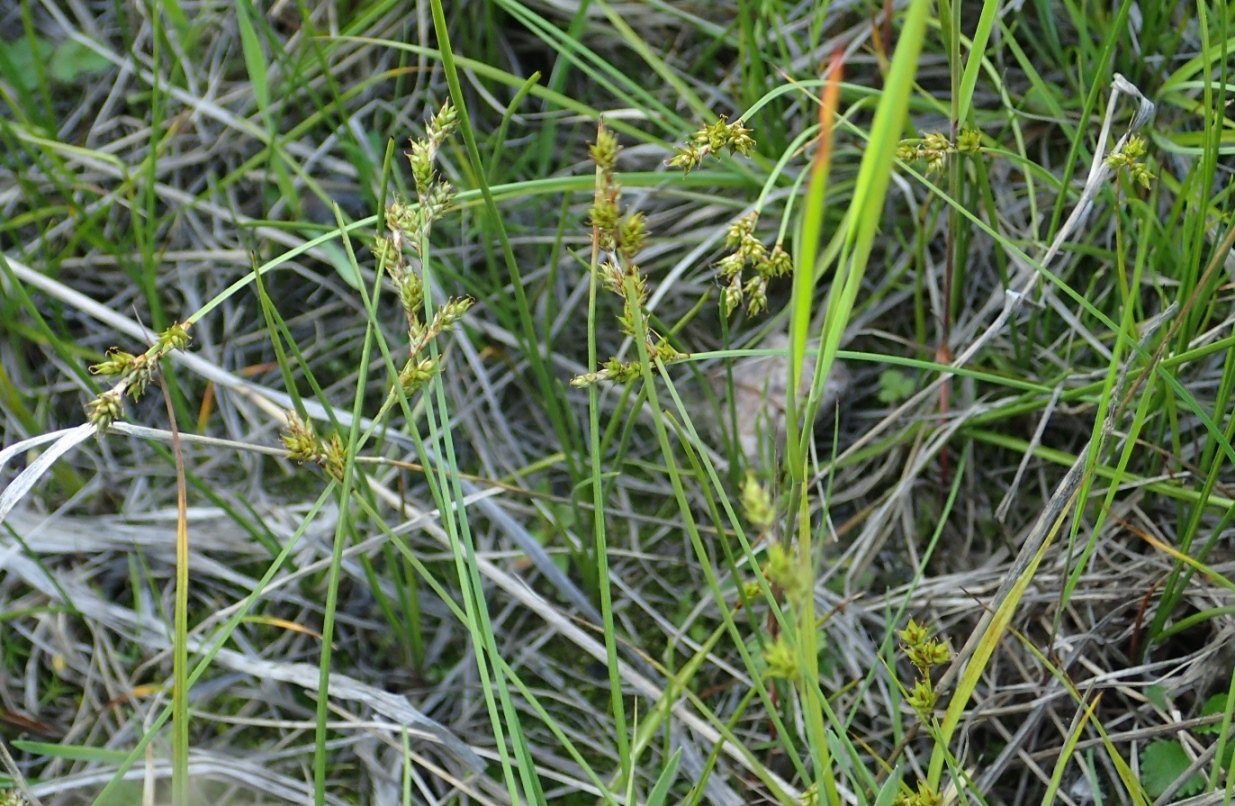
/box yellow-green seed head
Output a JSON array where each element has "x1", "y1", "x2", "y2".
[
  {"x1": 668, "y1": 144, "x2": 704, "y2": 175},
  {"x1": 589, "y1": 194, "x2": 621, "y2": 250},
  {"x1": 589, "y1": 127, "x2": 620, "y2": 174},
  {"x1": 90, "y1": 348, "x2": 138, "y2": 377},
  {"x1": 407, "y1": 139, "x2": 435, "y2": 196},
  {"x1": 900, "y1": 618, "x2": 928, "y2": 647},
  {"x1": 743, "y1": 275, "x2": 768, "y2": 316},
  {"x1": 740, "y1": 471, "x2": 775, "y2": 530},
  {"x1": 761, "y1": 244, "x2": 792, "y2": 278},
  {"x1": 716, "y1": 252, "x2": 746, "y2": 280},
  {"x1": 908, "y1": 677, "x2": 936, "y2": 714},
  {"x1": 159, "y1": 322, "x2": 191, "y2": 352},
  {"x1": 725, "y1": 212, "x2": 757, "y2": 249},
  {"x1": 374, "y1": 235, "x2": 402, "y2": 278},
  {"x1": 721, "y1": 274, "x2": 743, "y2": 317},
  {"x1": 603, "y1": 357, "x2": 642, "y2": 384},
  {"x1": 763, "y1": 637, "x2": 799, "y2": 682},
  {"x1": 280, "y1": 411, "x2": 322, "y2": 464},
  {"x1": 956, "y1": 127, "x2": 981, "y2": 154},
  {"x1": 429, "y1": 101, "x2": 458, "y2": 143},
  {"x1": 617, "y1": 212, "x2": 648, "y2": 262},
  {"x1": 724, "y1": 119, "x2": 755, "y2": 156},
  {"x1": 398, "y1": 357, "x2": 439, "y2": 394},
  {"x1": 323, "y1": 432, "x2": 347, "y2": 481},
  {"x1": 85, "y1": 390, "x2": 124, "y2": 430},
  {"x1": 387, "y1": 198, "x2": 416, "y2": 233}
]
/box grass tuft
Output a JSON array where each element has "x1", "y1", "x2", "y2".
[{"x1": 5, "y1": 1, "x2": 1235, "y2": 804}]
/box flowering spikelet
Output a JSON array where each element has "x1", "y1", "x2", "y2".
[
  {"x1": 86, "y1": 322, "x2": 193, "y2": 430},
  {"x1": 574, "y1": 121, "x2": 688, "y2": 388},
  {"x1": 669, "y1": 115, "x2": 756, "y2": 175}
]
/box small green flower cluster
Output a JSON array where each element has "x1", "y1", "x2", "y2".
[
  {"x1": 899, "y1": 618, "x2": 951, "y2": 719},
  {"x1": 763, "y1": 631, "x2": 800, "y2": 683},
  {"x1": 893, "y1": 780, "x2": 943, "y2": 806},
  {"x1": 668, "y1": 115, "x2": 755, "y2": 176},
  {"x1": 759, "y1": 539, "x2": 812, "y2": 683},
  {"x1": 764, "y1": 540, "x2": 808, "y2": 606},
  {"x1": 896, "y1": 128, "x2": 981, "y2": 175},
  {"x1": 716, "y1": 212, "x2": 792, "y2": 316},
  {"x1": 278, "y1": 103, "x2": 473, "y2": 479},
  {"x1": 894, "y1": 619, "x2": 953, "y2": 806},
  {"x1": 734, "y1": 473, "x2": 776, "y2": 607},
  {"x1": 87, "y1": 322, "x2": 193, "y2": 430},
  {"x1": 1105, "y1": 134, "x2": 1152, "y2": 188},
  {"x1": 573, "y1": 124, "x2": 686, "y2": 388},
  {"x1": 381, "y1": 102, "x2": 473, "y2": 395},
  {"x1": 386, "y1": 102, "x2": 458, "y2": 259},
  {"x1": 740, "y1": 470, "x2": 775, "y2": 531},
  {"x1": 280, "y1": 410, "x2": 346, "y2": 482}
]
